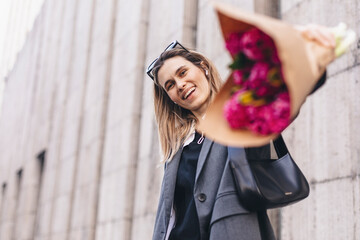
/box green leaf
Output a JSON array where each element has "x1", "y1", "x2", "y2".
[{"x1": 229, "y1": 53, "x2": 249, "y2": 70}]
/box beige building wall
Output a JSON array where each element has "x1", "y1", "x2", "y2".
[
  {"x1": 278, "y1": 1, "x2": 360, "y2": 239},
  {"x1": 0, "y1": 0, "x2": 358, "y2": 240}
]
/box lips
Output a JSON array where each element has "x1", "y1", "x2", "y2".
[{"x1": 183, "y1": 87, "x2": 196, "y2": 100}]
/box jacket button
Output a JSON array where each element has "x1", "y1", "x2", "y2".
[{"x1": 198, "y1": 193, "x2": 207, "y2": 202}]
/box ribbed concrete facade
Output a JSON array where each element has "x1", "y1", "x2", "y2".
[{"x1": 0, "y1": 0, "x2": 358, "y2": 240}]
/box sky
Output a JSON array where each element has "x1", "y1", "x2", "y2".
[
  {"x1": 0, "y1": 2, "x2": 11, "y2": 67},
  {"x1": 0, "y1": 0, "x2": 12, "y2": 112},
  {"x1": 0, "y1": 0, "x2": 44, "y2": 114}
]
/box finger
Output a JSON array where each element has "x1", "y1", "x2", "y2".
[
  {"x1": 314, "y1": 26, "x2": 336, "y2": 47},
  {"x1": 304, "y1": 24, "x2": 336, "y2": 47},
  {"x1": 303, "y1": 28, "x2": 333, "y2": 47}
]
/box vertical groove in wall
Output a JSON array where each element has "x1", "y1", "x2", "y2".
[
  {"x1": 39, "y1": 0, "x2": 81, "y2": 238},
  {"x1": 66, "y1": 0, "x2": 98, "y2": 238},
  {"x1": 254, "y1": 0, "x2": 281, "y2": 19},
  {"x1": 183, "y1": 0, "x2": 199, "y2": 49},
  {"x1": 45, "y1": 0, "x2": 68, "y2": 238},
  {"x1": 193, "y1": 0, "x2": 199, "y2": 49},
  {"x1": 32, "y1": 151, "x2": 46, "y2": 239},
  {"x1": 10, "y1": 2, "x2": 46, "y2": 240},
  {"x1": 10, "y1": 169, "x2": 23, "y2": 240},
  {"x1": 92, "y1": 0, "x2": 119, "y2": 238},
  {"x1": 0, "y1": 183, "x2": 7, "y2": 239},
  {"x1": 29, "y1": 4, "x2": 50, "y2": 125},
  {"x1": 128, "y1": 0, "x2": 151, "y2": 239}
]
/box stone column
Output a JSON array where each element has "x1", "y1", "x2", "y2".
[{"x1": 254, "y1": 0, "x2": 281, "y2": 18}]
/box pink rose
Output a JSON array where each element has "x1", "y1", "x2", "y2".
[
  {"x1": 271, "y1": 51, "x2": 280, "y2": 64},
  {"x1": 225, "y1": 32, "x2": 244, "y2": 56},
  {"x1": 278, "y1": 91, "x2": 290, "y2": 101},
  {"x1": 248, "y1": 62, "x2": 270, "y2": 88},
  {"x1": 257, "y1": 104, "x2": 274, "y2": 121},
  {"x1": 272, "y1": 92, "x2": 290, "y2": 118},
  {"x1": 269, "y1": 118, "x2": 289, "y2": 133},
  {"x1": 268, "y1": 92, "x2": 291, "y2": 133},
  {"x1": 246, "y1": 102, "x2": 290, "y2": 135},
  {"x1": 248, "y1": 119, "x2": 271, "y2": 135},
  {"x1": 245, "y1": 105, "x2": 258, "y2": 122},
  {"x1": 233, "y1": 68, "x2": 250, "y2": 85},
  {"x1": 255, "y1": 85, "x2": 278, "y2": 97},
  {"x1": 246, "y1": 105, "x2": 273, "y2": 135},
  {"x1": 255, "y1": 86, "x2": 269, "y2": 97},
  {"x1": 240, "y1": 28, "x2": 275, "y2": 61},
  {"x1": 247, "y1": 62, "x2": 278, "y2": 96},
  {"x1": 224, "y1": 92, "x2": 249, "y2": 128}
]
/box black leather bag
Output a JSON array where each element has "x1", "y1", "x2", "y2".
[{"x1": 229, "y1": 135, "x2": 310, "y2": 211}]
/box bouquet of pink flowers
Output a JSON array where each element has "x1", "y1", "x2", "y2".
[
  {"x1": 223, "y1": 28, "x2": 290, "y2": 135},
  {"x1": 197, "y1": 2, "x2": 356, "y2": 147}
]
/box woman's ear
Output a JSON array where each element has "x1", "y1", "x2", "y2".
[
  {"x1": 200, "y1": 61, "x2": 209, "y2": 75},
  {"x1": 200, "y1": 61, "x2": 207, "y2": 69}
]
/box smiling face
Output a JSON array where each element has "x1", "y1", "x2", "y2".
[{"x1": 157, "y1": 56, "x2": 211, "y2": 119}]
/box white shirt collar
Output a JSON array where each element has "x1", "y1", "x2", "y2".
[{"x1": 183, "y1": 130, "x2": 195, "y2": 147}]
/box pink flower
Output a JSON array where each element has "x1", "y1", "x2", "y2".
[
  {"x1": 255, "y1": 86, "x2": 269, "y2": 97},
  {"x1": 268, "y1": 92, "x2": 291, "y2": 133},
  {"x1": 224, "y1": 91, "x2": 291, "y2": 134},
  {"x1": 245, "y1": 105, "x2": 258, "y2": 122},
  {"x1": 249, "y1": 62, "x2": 270, "y2": 80},
  {"x1": 255, "y1": 85, "x2": 278, "y2": 97},
  {"x1": 225, "y1": 32, "x2": 244, "y2": 56},
  {"x1": 269, "y1": 118, "x2": 289, "y2": 133},
  {"x1": 224, "y1": 92, "x2": 249, "y2": 128},
  {"x1": 248, "y1": 62, "x2": 270, "y2": 88},
  {"x1": 244, "y1": 105, "x2": 270, "y2": 134},
  {"x1": 246, "y1": 100, "x2": 290, "y2": 135},
  {"x1": 248, "y1": 119, "x2": 271, "y2": 135},
  {"x1": 278, "y1": 91, "x2": 290, "y2": 101},
  {"x1": 240, "y1": 28, "x2": 275, "y2": 61},
  {"x1": 257, "y1": 105, "x2": 274, "y2": 121},
  {"x1": 232, "y1": 69, "x2": 250, "y2": 85},
  {"x1": 271, "y1": 51, "x2": 280, "y2": 64},
  {"x1": 246, "y1": 105, "x2": 272, "y2": 135},
  {"x1": 224, "y1": 28, "x2": 290, "y2": 135},
  {"x1": 272, "y1": 92, "x2": 290, "y2": 118}
]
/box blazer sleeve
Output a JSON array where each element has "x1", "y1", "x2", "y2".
[{"x1": 309, "y1": 71, "x2": 327, "y2": 95}]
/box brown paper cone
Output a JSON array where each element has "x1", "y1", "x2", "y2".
[{"x1": 197, "y1": 2, "x2": 335, "y2": 147}]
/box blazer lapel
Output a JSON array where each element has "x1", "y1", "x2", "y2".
[
  {"x1": 162, "y1": 137, "x2": 214, "y2": 226},
  {"x1": 195, "y1": 137, "x2": 214, "y2": 183},
  {"x1": 163, "y1": 148, "x2": 182, "y2": 226}
]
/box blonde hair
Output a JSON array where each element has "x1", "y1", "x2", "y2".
[{"x1": 151, "y1": 48, "x2": 222, "y2": 162}]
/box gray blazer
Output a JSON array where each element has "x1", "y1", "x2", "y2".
[{"x1": 152, "y1": 138, "x2": 276, "y2": 240}]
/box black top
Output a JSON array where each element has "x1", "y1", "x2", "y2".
[{"x1": 168, "y1": 131, "x2": 203, "y2": 240}]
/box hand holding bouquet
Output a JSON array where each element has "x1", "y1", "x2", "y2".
[{"x1": 198, "y1": 2, "x2": 356, "y2": 147}]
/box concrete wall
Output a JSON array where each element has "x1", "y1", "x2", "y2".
[
  {"x1": 0, "y1": 0, "x2": 358, "y2": 240},
  {"x1": 278, "y1": 0, "x2": 360, "y2": 239}
]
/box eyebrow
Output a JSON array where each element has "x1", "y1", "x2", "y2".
[
  {"x1": 175, "y1": 65, "x2": 186, "y2": 76},
  {"x1": 163, "y1": 65, "x2": 186, "y2": 89}
]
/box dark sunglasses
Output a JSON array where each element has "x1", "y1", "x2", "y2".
[{"x1": 146, "y1": 40, "x2": 189, "y2": 80}]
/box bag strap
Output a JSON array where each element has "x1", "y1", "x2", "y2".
[{"x1": 273, "y1": 135, "x2": 289, "y2": 158}]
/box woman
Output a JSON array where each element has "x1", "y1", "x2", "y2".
[{"x1": 148, "y1": 27, "x2": 335, "y2": 240}]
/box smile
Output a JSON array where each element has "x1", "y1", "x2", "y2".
[{"x1": 184, "y1": 87, "x2": 196, "y2": 99}]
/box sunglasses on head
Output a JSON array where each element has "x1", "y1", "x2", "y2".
[{"x1": 146, "y1": 40, "x2": 189, "y2": 80}]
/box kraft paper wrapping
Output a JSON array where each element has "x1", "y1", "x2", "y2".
[{"x1": 197, "y1": 2, "x2": 335, "y2": 147}]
